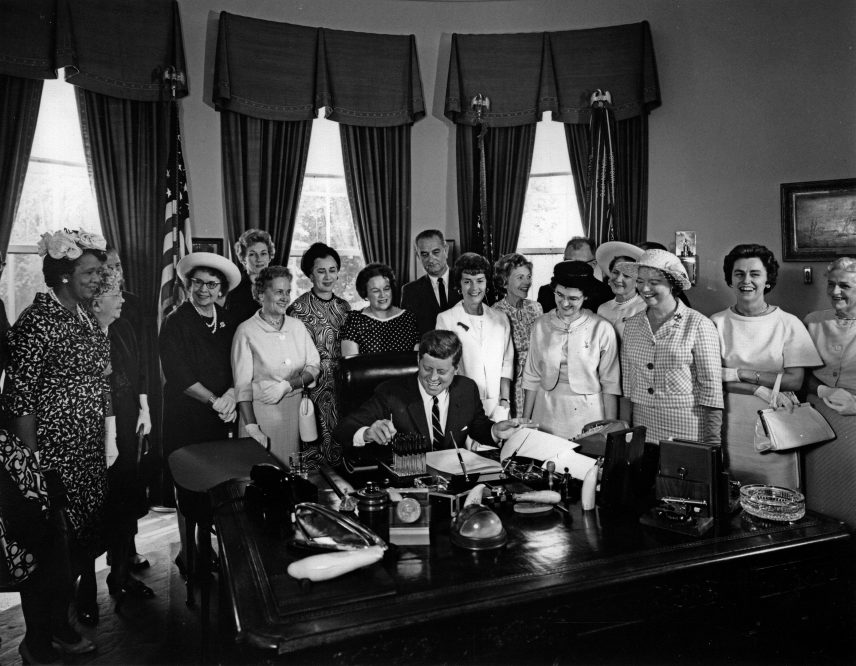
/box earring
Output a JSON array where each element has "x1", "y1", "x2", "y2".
[{"x1": 62, "y1": 278, "x2": 69, "y2": 284}]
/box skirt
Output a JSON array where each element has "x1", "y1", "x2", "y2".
[
  {"x1": 239, "y1": 390, "x2": 302, "y2": 466},
  {"x1": 531, "y1": 383, "x2": 604, "y2": 440}
]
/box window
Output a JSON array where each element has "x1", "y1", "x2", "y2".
[
  {"x1": 289, "y1": 117, "x2": 366, "y2": 307},
  {"x1": 516, "y1": 112, "x2": 584, "y2": 293},
  {"x1": 0, "y1": 79, "x2": 102, "y2": 321}
]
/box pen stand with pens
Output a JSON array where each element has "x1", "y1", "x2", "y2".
[{"x1": 379, "y1": 433, "x2": 429, "y2": 486}]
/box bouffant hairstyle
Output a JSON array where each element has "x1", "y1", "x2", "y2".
[
  {"x1": 300, "y1": 242, "x2": 341, "y2": 278},
  {"x1": 252, "y1": 265, "x2": 292, "y2": 302},
  {"x1": 43, "y1": 248, "x2": 108, "y2": 288},
  {"x1": 493, "y1": 253, "x2": 532, "y2": 294},
  {"x1": 355, "y1": 263, "x2": 396, "y2": 300},
  {"x1": 453, "y1": 252, "x2": 491, "y2": 288},
  {"x1": 234, "y1": 229, "x2": 275, "y2": 262},
  {"x1": 723, "y1": 244, "x2": 779, "y2": 293},
  {"x1": 419, "y1": 329, "x2": 463, "y2": 367},
  {"x1": 827, "y1": 257, "x2": 856, "y2": 274},
  {"x1": 185, "y1": 266, "x2": 228, "y2": 293}
]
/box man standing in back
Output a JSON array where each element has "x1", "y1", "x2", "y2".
[
  {"x1": 536, "y1": 236, "x2": 613, "y2": 313},
  {"x1": 401, "y1": 229, "x2": 462, "y2": 336}
]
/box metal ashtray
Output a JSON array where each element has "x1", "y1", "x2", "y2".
[{"x1": 739, "y1": 484, "x2": 805, "y2": 522}]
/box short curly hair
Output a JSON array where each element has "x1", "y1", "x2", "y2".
[
  {"x1": 723, "y1": 244, "x2": 779, "y2": 293},
  {"x1": 234, "y1": 229, "x2": 275, "y2": 262},
  {"x1": 356, "y1": 263, "x2": 396, "y2": 299},
  {"x1": 43, "y1": 248, "x2": 107, "y2": 288},
  {"x1": 493, "y1": 253, "x2": 532, "y2": 294},
  {"x1": 252, "y1": 265, "x2": 293, "y2": 302},
  {"x1": 300, "y1": 242, "x2": 341, "y2": 278},
  {"x1": 453, "y1": 252, "x2": 491, "y2": 288},
  {"x1": 827, "y1": 257, "x2": 856, "y2": 275}
]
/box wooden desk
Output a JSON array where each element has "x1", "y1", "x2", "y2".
[{"x1": 212, "y1": 480, "x2": 854, "y2": 664}]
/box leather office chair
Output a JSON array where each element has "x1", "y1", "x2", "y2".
[{"x1": 336, "y1": 351, "x2": 419, "y2": 473}]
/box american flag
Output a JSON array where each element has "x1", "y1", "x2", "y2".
[{"x1": 158, "y1": 104, "x2": 193, "y2": 327}]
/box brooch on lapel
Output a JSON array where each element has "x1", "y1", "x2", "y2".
[{"x1": 457, "y1": 321, "x2": 470, "y2": 331}]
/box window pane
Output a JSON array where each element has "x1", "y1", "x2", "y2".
[
  {"x1": 0, "y1": 254, "x2": 47, "y2": 322},
  {"x1": 290, "y1": 117, "x2": 365, "y2": 307}
]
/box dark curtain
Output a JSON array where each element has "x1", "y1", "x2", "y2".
[
  {"x1": 455, "y1": 124, "x2": 536, "y2": 262},
  {"x1": 76, "y1": 88, "x2": 172, "y2": 502},
  {"x1": 340, "y1": 124, "x2": 411, "y2": 300},
  {"x1": 220, "y1": 111, "x2": 312, "y2": 264},
  {"x1": 0, "y1": 75, "x2": 43, "y2": 252},
  {"x1": 564, "y1": 114, "x2": 648, "y2": 245}
]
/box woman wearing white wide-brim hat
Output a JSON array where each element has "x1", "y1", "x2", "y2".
[
  {"x1": 159, "y1": 251, "x2": 242, "y2": 573},
  {"x1": 616, "y1": 249, "x2": 723, "y2": 444},
  {"x1": 595, "y1": 241, "x2": 646, "y2": 341}
]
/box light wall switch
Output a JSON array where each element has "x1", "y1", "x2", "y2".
[{"x1": 803, "y1": 267, "x2": 813, "y2": 284}]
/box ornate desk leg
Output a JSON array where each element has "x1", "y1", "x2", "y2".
[{"x1": 196, "y1": 520, "x2": 212, "y2": 664}]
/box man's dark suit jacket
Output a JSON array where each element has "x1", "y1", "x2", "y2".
[
  {"x1": 334, "y1": 374, "x2": 494, "y2": 455},
  {"x1": 401, "y1": 274, "x2": 462, "y2": 336}
]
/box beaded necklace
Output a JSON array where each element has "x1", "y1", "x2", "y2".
[
  {"x1": 191, "y1": 301, "x2": 218, "y2": 334},
  {"x1": 48, "y1": 288, "x2": 93, "y2": 331}
]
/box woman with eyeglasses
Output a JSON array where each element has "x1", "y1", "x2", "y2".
[
  {"x1": 232, "y1": 266, "x2": 321, "y2": 464},
  {"x1": 522, "y1": 261, "x2": 620, "y2": 438},
  {"x1": 159, "y1": 252, "x2": 241, "y2": 575},
  {"x1": 341, "y1": 263, "x2": 419, "y2": 356},
  {"x1": 227, "y1": 229, "x2": 275, "y2": 324}
]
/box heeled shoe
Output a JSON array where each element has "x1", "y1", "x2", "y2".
[
  {"x1": 174, "y1": 554, "x2": 189, "y2": 580},
  {"x1": 106, "y1": 572, "x2": 155, "y2": 599},
  {"x1": 18, "y1": 640, "x2": 62, "y2": 665},
  {"x1": 74, "y1": 573, "x2": 99, "y2": 627},
  {"x1": 130, "y1": 553, "x2": 150, "y2": 571}
]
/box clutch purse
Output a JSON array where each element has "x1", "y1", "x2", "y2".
[
  {"x1": 298, "y1": 390, "x2": 319, "y2": 442},
  {"x1": 754, "y1": 374, "x2": 834, "y2": 453}
]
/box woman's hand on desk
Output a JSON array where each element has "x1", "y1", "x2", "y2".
[{"x1": 365, "y1": 419, "x2": 396, "y2": 445}]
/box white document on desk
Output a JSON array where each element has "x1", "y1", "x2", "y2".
[
  {"x1": 500, "y1": 428, "x2": 596, "y2": 480},
  {"x1": 426, "y1": 449, "x2": 503, "y2": 476}
]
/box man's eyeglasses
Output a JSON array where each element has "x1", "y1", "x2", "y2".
[{"x1": 189, "y1": 278, "x2": 221, "y2": 291}]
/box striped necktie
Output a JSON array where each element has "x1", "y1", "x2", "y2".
[{"x1": 431, "y1": 395, "x2": 444, "y2": 449}]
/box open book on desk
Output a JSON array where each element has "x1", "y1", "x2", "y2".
[{"x1": 426, "y1": 449, "x2": 503, "y2": 481}]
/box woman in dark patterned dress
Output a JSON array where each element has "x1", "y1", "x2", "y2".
[
  {"x1": 287, "y1": 243, "x2": 350, "y2": 467},
  {"x1": 6, "y1": 229, "x2": 109, "y2": 661},
  {"x1": 341, "y1": 263, "x2": 419, "y2": 356}
]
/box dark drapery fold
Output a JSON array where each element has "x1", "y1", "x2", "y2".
[
  {"x1": 76, "y1": 88, "x2": 172, "y2": 499},
  {"x1": 220, "y1": 111, "x2": 313, "y2": 264},
  {"x1": 340, "y1": 124, "x2": 412, "y2": 295},
  {"x1": 0, "y1": 75, "x2": 43, "y2": 252},
  {"x1": 549, "y1": 22, "x2": 661, "y2": 124},
  {"x1": 0, "y1": 0, "x2": 59, "y2": 79},
  {"x1": 455, "y1": 124, "x2": 536, "y2": 261},
  {"x1": 214, "y1": 13, "x2": 319, "y2": 122},
  {"x1": 564, "y1": 114, "x2": 649, "y2": 245},
  {"x1": 60, "y1": 0, "x2": 187, "y2": 101},
  {"x1": 445, "y1": 32, "x2": 554, "y2": 127},
  {"x1": 317, "y1": 30, "x2": 424, "y2": 127}
]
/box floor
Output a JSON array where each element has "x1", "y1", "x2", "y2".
[{"x1": 0, "y1": 509, "x2": 219, "y2": 666}]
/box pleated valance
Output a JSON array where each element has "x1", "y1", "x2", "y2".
[
  {"x1": 213, "y1": 13, "x2": 425, "y2": 127},
  {"x1": 445, "y1": 21, "x2": 660, "y2": 126},
  {"x1": 61, "y1": 0, "x2": 187, "y2": 101},
  {"x1": 0, "y1": 0, "x2": 60, "y2": 79}
]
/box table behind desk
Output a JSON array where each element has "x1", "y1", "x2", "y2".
[{"x1": 212, "y1": 480, "x2": 854, "y2": 665}]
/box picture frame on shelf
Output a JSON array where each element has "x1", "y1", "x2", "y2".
[
  {"x1": 191, "y1": 238, "x2": 224, "y2": 255},
  {"x1": 781, "y1": 179, "x2": 856, "y2": 261}
]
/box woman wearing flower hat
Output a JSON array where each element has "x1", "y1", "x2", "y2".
[
  {"x1": 521, "y1": 261, "x2": 620, "y2": 438},
  {"x1": 711, "y1": 244, "x2": 821, "y2": 488},
  {"x1": 618, "y1": 249, "x2": 723, "y2": 444},
  {"x1": 595, "y1": 241, "x2": 646, "y2": 341},
  {"x1": 5, "y1": 228, "x2": 109, "y2": 661},
  {"x1": 159, "y1": 251, "x2": 241, "y2": 573}
]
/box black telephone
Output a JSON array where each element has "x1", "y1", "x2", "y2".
[{"x1": 244, "y1": 463, "x2": 318, "y2": 532}]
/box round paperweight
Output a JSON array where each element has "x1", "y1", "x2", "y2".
[{"x1": 739, "y1": 484, "x2": 805, "y2": 522}]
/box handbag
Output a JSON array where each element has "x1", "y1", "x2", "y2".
[
  {"x1": 754, "y1": 373, "x2": 834, "y2": 452},
  {"x1": 298, "y1": 390, "x2": 318, "y2": 443}
]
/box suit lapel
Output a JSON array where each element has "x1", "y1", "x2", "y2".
[{"x1": 404, "y1": 375, "x2": 431, "y2": 442}]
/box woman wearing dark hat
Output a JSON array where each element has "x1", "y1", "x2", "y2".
[
  {"x1": 521, "y1": 261, "x2": 620, "y2": 438},
  {"x1": 595, "y1": 241, "x2": 646, "y2": 341},
  {"x1": 159, "y1": 251, "x2": 241, "y2": 572},
  {"x1": 617, "y1": 250, "x2": 723, "y2": 444}
]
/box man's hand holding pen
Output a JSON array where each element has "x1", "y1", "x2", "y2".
[{"x1": 365, "y1": 417, "x2": 397, "y2": 445}]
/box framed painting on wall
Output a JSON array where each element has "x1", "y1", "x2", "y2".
[
  {"x1": 192, "y1": 238, "x2": 224, "y2": 255},
  {"x1": 781, "y1": 179, "x2": 856, "y2": 261}
]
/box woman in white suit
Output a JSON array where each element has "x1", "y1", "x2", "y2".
[{"x1": 436, "y1": 253, "x2": 514, "y2": 420}]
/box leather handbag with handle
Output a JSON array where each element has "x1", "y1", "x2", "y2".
[{"x1": 754, "y1": 373, "x2": 835, "y2": 452}]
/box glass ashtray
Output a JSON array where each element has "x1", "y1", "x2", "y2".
[{"x1": 739, "y1": 484, "x2": 805, "y2": 522}]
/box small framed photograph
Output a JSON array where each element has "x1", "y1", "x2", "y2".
[
  {"x1": 781, "y1": 179, "x2": 856, "y2": 261},
  {"x1": 675, "y1": 231, "x2": 696, "y2": 257},
  {"x1": 192, "y1": 237, "x2": 224, "y2": 255}
]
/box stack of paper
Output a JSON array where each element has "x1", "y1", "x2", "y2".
[
  {"x1": 426, "y1": 449, "x2": 502, "y2": 477},
  {"x1": 500, "y1": 427, "x2": 596, "y2": 480}
]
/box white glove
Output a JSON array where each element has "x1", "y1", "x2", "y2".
[
  {"x1": 105, "y1": 415, "x2": 119, "y2": 468},
  {"x1": 821, "y1": 387, "x2": 856, "y2": 415},
  {"x1": 218, "y1": 408, "x2": 237, "y2": 423},
  {"x1": 491, "y1": 404, "x2": 510, "y2": 422},
  {"x1": 722, "y1": 367, "x2": 740, "y2": 383},
  {"x1": 817, "y1": 385, "x2": 836, "y2": 400},
  {"x1": 258, "y1": 380, "x2": 291, "y2": 405},
  {"x1": 245, "y1": 423, "x2": 268, "y2": 446},
  {"x1": 754, "y1": 385, "x2": 795, "y2": 408},
  {"x1": 212, "y1": 392, "x2": 236, "y2": 415},
  {"x1": 136, "y1": 406, "x2": 152, "y2": 436}
]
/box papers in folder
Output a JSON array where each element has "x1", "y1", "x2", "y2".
[
  {"x1": 426, "y1": 449, "x2": 502, "y2": 477},
  {"x1": 500, "y1": 428, "x2": 597, "y2": 480}
]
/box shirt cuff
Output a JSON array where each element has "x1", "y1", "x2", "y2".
[{"x1": 353, "y1": 426, "x2": 369, "y2": 448}]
